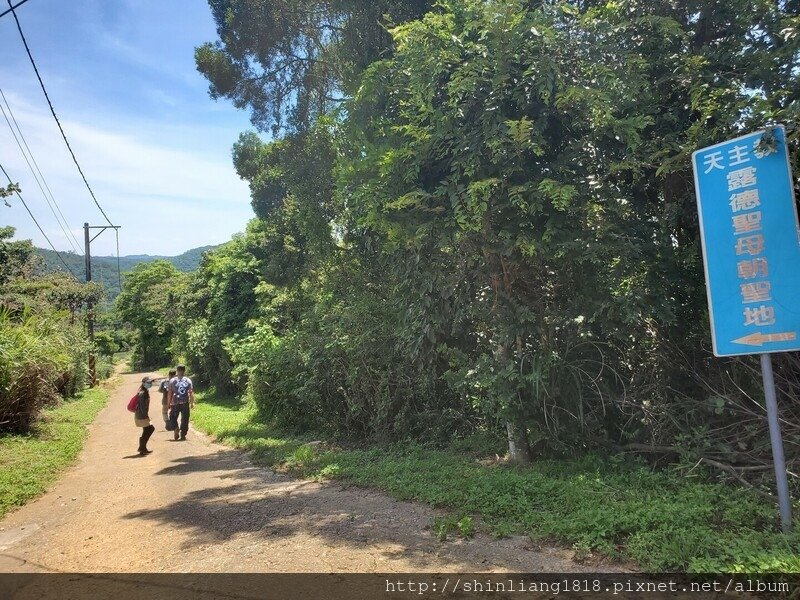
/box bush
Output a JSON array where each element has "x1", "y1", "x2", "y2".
[
  {"x1": 240, "y1": 261, "x2": 476, "y2": 442},
  {"x1": 0, "y1": 308, "x2": 89, "y2": 433},
  {"x1": 95, "y1": 355, "x2": 114, "y2": 381},
  {"x1": 176, "y1": 318, "x2": 238, "y2": 394}
]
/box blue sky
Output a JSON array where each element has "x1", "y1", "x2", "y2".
[{"x1": 0, "y1": 0, "x2": 256, "y2": 256}]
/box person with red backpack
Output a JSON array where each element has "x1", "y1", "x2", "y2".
[{"x1": 131, "y1": 376, "x2": 155, "y2": 455}]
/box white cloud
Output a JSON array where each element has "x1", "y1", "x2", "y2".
[
  {"x1": 144, "y1": 88, "x2": 180, "y2": 108},
  {"x1": 0, "y1": 91, "x2": 252, "y2": 256}
]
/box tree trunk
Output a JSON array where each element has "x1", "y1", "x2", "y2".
[
  {"x1": 509, "y1": 333, "x2": 532, "y2": 463},
  {"x1": 506, "y1": 418, "x2": 532, "y2": 464},
  {"x1": 494, "y1": 336, "x2": 532, "y2": 464},
  {"x1": 482, "y1": 217, "x2": 531, "y2": 464}
]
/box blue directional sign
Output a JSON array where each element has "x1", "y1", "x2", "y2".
[{"x1": 692, "y1": 125, "x2": 800, "y2": 357}]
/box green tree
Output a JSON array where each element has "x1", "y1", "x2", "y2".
[
  {"x1": 337, "y1": 0, "x2": 652, "y2": 460},
  {"x1": 0, "y1": 226, "x2": 40, "y2": 285},
  {"x1": 0, "y1": 228, "x2": 102, "y2": 320},
  {"x1": 115, "y1": 260, "x2": 186, "y2": 369},
  {"x1": 168, "y1": 0, "x2": 800, "y2": 465},
  {"x1": 232, "y1": 124, "x2": 336, "y2": 247},
  {"x1": 196, "y1": 0, "x2": 433, "y2": 132},
  {"x1": 172, "y1": 227, "x2": 263, "y2": 391},
  {"x1": 0, "y1": 182, "x2": 20, "y2": 203},
  {"x1": 334, "y1": 0, "x2": 800, "y2": 459}
]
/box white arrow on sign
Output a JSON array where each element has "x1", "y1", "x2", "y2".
[{"x1": 732, "y1": 332, "x2": 797, "y2": 346}]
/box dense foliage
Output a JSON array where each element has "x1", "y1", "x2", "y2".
[
  {"x1": 127, "y1": 0, "x2": 800, "y2": 486},
  {"x1": 0, "y1": 227, "x2": 102, "y2": 432},
  {"x1": 196, "y1": 0, "x2": 434, "y2": 133},
  {"x1": 115, "y1": 260, "x2": 189, "y2": 369}
]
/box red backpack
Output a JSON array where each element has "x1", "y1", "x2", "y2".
[{"x1": 127, "y1": 393, "x2": 139, "y2": 413}]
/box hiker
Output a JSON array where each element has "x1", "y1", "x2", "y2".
[
  {"x1": 158, "y1": 370, "x2": 176, "y2": 429},
  {"x1": 168, "y1": 365, "x2": 194, "y2": 441},
  {"x1": 135, "y1": 376, "x2": 155, "y2": 455}
]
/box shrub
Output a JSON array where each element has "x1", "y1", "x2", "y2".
[
  {"x1": 242, "y1": 265, "x2": 474, "y2": 441},
  {"x1": 0, "y1": 308, "x2": 89, "y2": 433}
]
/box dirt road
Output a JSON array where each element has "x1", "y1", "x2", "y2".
[{"x1": 0, "y1": 372, "x2": 620, "y2": 574}]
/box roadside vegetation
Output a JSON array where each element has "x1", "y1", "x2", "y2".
[
  {"x1": 192, "y1": 390, "x2": 799, "y2": 572},
  {"x1": 117, "y1": 0, "x2": 800, "y2": 573},
  {"x1": 0, "y1": 226, "x2": 110, "y2": 432},
  {"x1": 122, "y1": 0, "x2": 800, "y2": 471},
  {"x1": 0, "y1": 224, "x2": 118, "y2": 517},
  {"x1": 0, "y1": 386, "x2": 110, "y2": 518}
]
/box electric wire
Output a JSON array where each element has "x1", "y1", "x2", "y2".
[
  {"x1": 115, "y1": 228, "x2": 122, "y2": 293},
  {"x1": 0, "y1": 100, "x2": 79, "y2": 255},
  {"x1": 0, "y1": 87, "x2": 82, "y2": 252},
  {"x1": 0, "y1": 161, "x2": 78, "y2": 279},
  {"x1": 95, "y1": 249, "x2": 103, "y2": 294},
  {"x1": 6, "y1": 0, "x2": 115, "y2": 227},
  {"x1": 0, "y1": 0, "x2": 31, "y2": 20},
  {"x1": 0, "y1": 88, "x2": 82, "y2": 254}
]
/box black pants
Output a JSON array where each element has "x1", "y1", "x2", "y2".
[
  {"x1": 170, "y1": 403, "x2": 190, "y2": 437},
  {"x1": 139, "y1": 424, "x2": 155, "y2": 450}
]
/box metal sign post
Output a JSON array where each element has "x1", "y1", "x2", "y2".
[
  {"x1": 760, "y1": 353, "x2": 793, "y2": 533},
  {"x1": 692, "y1": 126, "x2": 797, "y2": 533}
]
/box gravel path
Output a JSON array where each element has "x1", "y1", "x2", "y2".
[{"x1": 0, "y1": 372, "x2": 624, "y2": 574}]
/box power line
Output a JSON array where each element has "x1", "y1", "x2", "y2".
[
  {"x1": 1, "y1": 161, "x2": 78, "y2": 279},
  {"x1": 6, "y1": 0, "x2": 115, "y2": 227},
  {"x1": 0, "y1": 0, "x2": 30, "y2": 20},
  {"x1": 0, "y1": 87, "x2": 82, "y2": 252},
  {"x1": 115, "y1": 228, "x2": 122, "y2": 293},
  {"x1": 0, "y1": 98, "x2": 75, "y2": 250},
  {"x1": 95, "y1": 250, "x2": 103, "y2": 291},
  {"x1": 0, "y1": 87, "x2": 82, "y2": 254}
]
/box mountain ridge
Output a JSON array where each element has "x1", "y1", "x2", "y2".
[{"x1": 36, "y1": 244, "x2": 218, "y2": 299}]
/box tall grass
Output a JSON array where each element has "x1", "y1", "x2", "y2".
[{"x1": 0, "y1": 308, "x2": 89, "y2": 432}]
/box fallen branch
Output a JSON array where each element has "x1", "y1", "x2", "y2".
[
  {"x1": 618, "y1": 444, "x2": 772, "y2": 466},
  {"x1": 617, "y1": 444, "x2": 792, "y2": 498},
  {"x1": 618, "y1": 443, "x2": 680, "y2": 454},
  {"x1": 698, "y1": 458, "x2": 775, "y2": 502},
  {"x1": 731, "y1": 464, "x2": 772, "y2": 471}
]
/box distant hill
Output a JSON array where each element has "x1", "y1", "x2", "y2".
[{"x1": 36, "y1": 245, "x2": 217, "y2": 300}]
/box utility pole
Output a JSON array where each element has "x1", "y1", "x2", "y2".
[
  {"x1": 84, "y1": 223, "x2": 94, "y2": 385},
  {"x1": 84, "y1": 222, "x2": 121, "y2": 387}
]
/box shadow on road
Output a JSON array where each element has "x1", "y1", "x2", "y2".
[{"x1": 119, "y1": 447, "x2": 545, "y2": 571}]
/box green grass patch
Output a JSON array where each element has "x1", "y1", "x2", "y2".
[
  {"x1": 114, "y1": 352, "x2": 133, "y2": 373},
  {"x1": 192, "y1": 390, "x2": 310, "y2": 466},
  {"x1": 192, "y1": 390, "x2": 800, "y2": 572},
  {"x1": 0, "y1": 386, "x2": 110, "y2": 518}
]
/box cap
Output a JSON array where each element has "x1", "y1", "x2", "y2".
[
  {"x1": 176, "y1": 364, "x2": 186, "y2": 371},
  {"x1": 141, "y1": 376, "x2": 154, "y2": 384}
]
